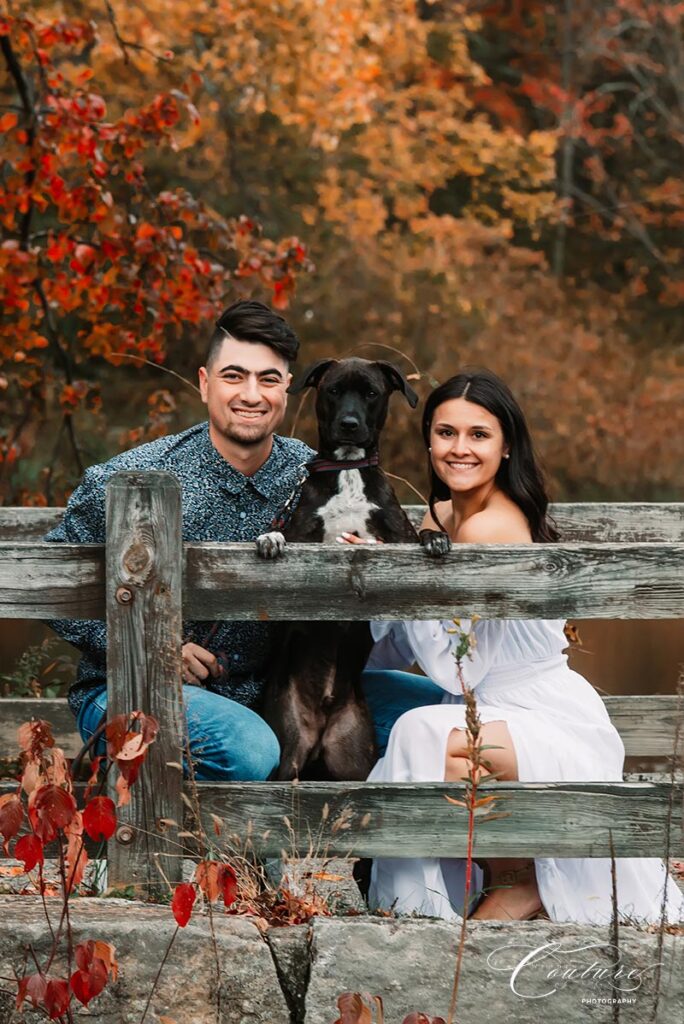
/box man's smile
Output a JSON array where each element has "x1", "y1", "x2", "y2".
[{"x1": 231, "y1": 407, "x2": 268, "y2": 419}]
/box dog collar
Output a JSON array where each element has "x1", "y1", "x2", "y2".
[{"x1": 306, "y1": 452, "x2": 380, "y2": 473}]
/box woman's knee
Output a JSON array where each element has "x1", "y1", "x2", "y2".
[
  {"x1": 446, "y1": 721, "x2": 518, "y2": 781},
  {"x1": 387, "y1": 706, "x2": 442, "y2": 774}
]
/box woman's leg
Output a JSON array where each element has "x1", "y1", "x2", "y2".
[
  {"x1": 444, "y1": 721, "x2": 542, "y2": 920},
  {"x1": 361, "y1": 668, "x2": 455, "y2": 757},
  {"x1": 75, "y1": 683, "x2": 280, "y2": 781}
]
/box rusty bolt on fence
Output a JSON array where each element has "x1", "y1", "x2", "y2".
[
  {"x1": 115, "y1": 586, "x2": 133, "y2": 604},
  {"x1": 116, "y1": 825, "x2": 135, "y2": 845}
]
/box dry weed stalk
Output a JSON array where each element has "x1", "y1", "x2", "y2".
[
  {"x1": 649, "y1": 667, "x2": 684, "y2": 1022},
  {"x1": 443, "y1": 617, "x2": 501, "y2": 1024}
]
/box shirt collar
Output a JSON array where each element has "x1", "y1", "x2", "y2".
[{"x1": 196, "y1": 423, "x2": 291, "y2": 498}]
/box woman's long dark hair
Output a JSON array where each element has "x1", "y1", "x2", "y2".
[{"x1": 422, "y1": 369, "x2": 559, "y2": 542}]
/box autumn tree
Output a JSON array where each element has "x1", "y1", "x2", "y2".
[
  {"x1": 1, "y1": 0, "x2": 682, "y2": 503},
  {"x1": 0, "y1": 1, "x2": 312, "y2": 504}
]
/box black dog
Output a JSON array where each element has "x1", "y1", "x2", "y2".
[{"x1": 256, "y1": 358, "x2": 422, "y2": 781}]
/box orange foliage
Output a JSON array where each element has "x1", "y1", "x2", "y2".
[{"x1": 1, "y1": 0, "x2": 682, "y2": 501}]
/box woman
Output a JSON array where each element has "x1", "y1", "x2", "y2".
[{"x1": 349, "y1": 369, "x2": 684, "y2": 924}]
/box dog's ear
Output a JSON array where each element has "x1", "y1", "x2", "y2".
[
  {"x1": 288, "y1": 359, "x2": 338, "y2": 394},
  {"x1": 376, "y1": 362, "x2": 419, "y2": 408}
]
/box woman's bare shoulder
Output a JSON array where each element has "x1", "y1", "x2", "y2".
[
  {"x1": 420, "y1": 500, "x2": 453, "y2": 533},
  {"x1": 455, "y1": 501, "x2": 532, "y2": 544}
]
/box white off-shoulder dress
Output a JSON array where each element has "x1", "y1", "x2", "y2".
[{"x1": 366, "y1": 618, "x2": 684, "y2": 924}]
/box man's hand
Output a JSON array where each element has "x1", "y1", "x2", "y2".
[{"x1": 181, "y1": 643, "x2": 222, "y2": 685}]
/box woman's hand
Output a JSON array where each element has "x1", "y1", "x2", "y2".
[{"x1": 335, "y1": 532, "x2": 384, "y2": 545}]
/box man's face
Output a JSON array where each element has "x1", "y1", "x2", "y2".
[{"x1": 198, "y1": 336, "x2": 292, "y2": 445}]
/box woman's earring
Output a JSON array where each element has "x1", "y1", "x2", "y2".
[
  {"x1": 428, "y1": 446, "x2": 432, "y2": 452},
  {"x1": 503, "y1": 453, "x2": 510, "y2": 460}
]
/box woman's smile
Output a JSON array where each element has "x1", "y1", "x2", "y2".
[{"x1": 430, "y1": 396, "x2": 507, "y2": 494}]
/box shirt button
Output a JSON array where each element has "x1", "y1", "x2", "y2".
[
  {"x1": 232, "y1": 653, "x2": 240, "y2": 662},
  {"x1": 239, "y1": 511, "x2": 246, "y2": 519}
]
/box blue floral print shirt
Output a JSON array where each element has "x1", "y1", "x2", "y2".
[{"x1": 44, "y1": 422, "x2": 314, "y2": 715}]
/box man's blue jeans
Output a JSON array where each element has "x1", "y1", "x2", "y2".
[{"x1": 76, "y1": 669, "x2": 446, "y2": 781}]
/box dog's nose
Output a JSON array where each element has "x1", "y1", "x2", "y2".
[{"x1": 339, "y1": 415, "x2": 360, "y2": 431}]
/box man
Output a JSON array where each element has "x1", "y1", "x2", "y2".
[{"x1": 45, "y1": 300, "x2": 314, "y2": 780}]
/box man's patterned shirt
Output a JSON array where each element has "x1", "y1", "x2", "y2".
[{"x1": 44, "y1": 423, "x2": 315, "y2": 715}]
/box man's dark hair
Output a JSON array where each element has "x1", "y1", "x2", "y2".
[{"x1": 206, "y1": 300, "x2": 300, "y2": 369}]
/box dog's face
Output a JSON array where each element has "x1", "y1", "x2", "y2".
[{"x1": 289, "y1": 357, "x2": 418, "y2": 454}]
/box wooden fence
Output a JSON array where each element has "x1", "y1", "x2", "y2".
[{"x1": 0, "y1": 472, "x2": 682, "y2": 893}]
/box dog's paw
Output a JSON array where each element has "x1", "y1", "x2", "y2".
[
  {"x1": 419, "y1": 528, "x2": 451, "y2": 559},
  {"x1": 255, "y1": 531, "x2": 287, "y2": 559}
]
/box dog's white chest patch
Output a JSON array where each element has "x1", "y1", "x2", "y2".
[{"x1": 317, "y1": 470, "x2": 379, "y2": 542}]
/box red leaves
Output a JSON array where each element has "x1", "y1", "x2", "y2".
[
  {"x1": 402, "y1": 1015, "x2": 446, "y2": 1024},
  {"x1": 8, "y1": 721, "x2": 122, "y2": 1019},
  {"x1": 170, "y1": 861, "x2": 237, "y2": 929},
  {"x1": 44, "y1": 978, "x2": 70, "y2": 1019},
  {"x1": 69, "y1": 243, "x2": 96, "y2": 272},
  {"x1": 171, "y1": 882, "x2": 196, "y2": 927},
  {"x1": 58, "y1": 379, "x2": 100, "y2": 413},
  {"x1": 136, "y1": 221, "x2": 157, "y2": 240},
  {"x1": 333, "y1": 993, "x2": 380, "y2": 1024},
  {"x1": 0, "y1": 5, "x2": 311, "y2": 509},
  {"x1": 70, "y1": 963, "x2": 106, "y2": 1007},
  {"x1": 82, "y1": 795, "x2": 117, "y2": 841},
  {"x1": 17, "y1": 948, "x2": 117, "y2": 1016},
  {"x1": 0, "y1": 794, "x2": 23, "y2": 854},
  {"x1": 18, "y1": 719, "x2": 55, "y2": 757},
  {"x1": 0, "y1": 112, "x2": 18, "y2": 132},
  {"x1": 29, "y1": 785, "x2": 76, "y2": 843},
  {"x1": 16, "y1": 973, "x2": 47, "y2": 1012},
  {"x1": 64, "y1": 810, "x2": 88, "y2": 894},
  {"x1": 69, "y1": 941, "x2": 117, "y2": 1006},
  {"x1": 17, "y1": 975, "x2": 70, "y2": 1020},
  {"x1": 106, "y1": 711, "x2": 159, "y2": 807},
  {"x1": 195, "y1": 860, "x2": 238, "y2": 908},
  {"x1": 14, "y1": 833, "x2": 44, "y2": 872},
  {"x1": 333, "y1": 995, "x2": 445, "y2": 1024}
]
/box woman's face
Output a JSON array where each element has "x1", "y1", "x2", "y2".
[{"x1": 429, "y1": 397, "x2": 508, "y2": 494}]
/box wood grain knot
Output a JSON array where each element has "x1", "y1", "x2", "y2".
[
  {"x1": 122, "y1": 540, "x2": 154, "y2": 581},
  {"x1": 348, "y1": 556, "x2": 367, "y2": 601}
]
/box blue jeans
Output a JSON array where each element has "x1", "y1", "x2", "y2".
[
  {"x1": 77, "y1": 684, "x2": 280, "y2": 782},
  {"x1": 76, "y1": 670, "x2": 447, "y2": 781},
  {"x1": 361, "y1": 668, "x2": 448, "y2": 757}
]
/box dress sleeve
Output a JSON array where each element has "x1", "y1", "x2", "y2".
[
  {"x1": 369, "y1": 619, "x2": 506, "y2": 695},
  {"x1": 365, "y1": 621, "x2": 415, "y2": 670}
]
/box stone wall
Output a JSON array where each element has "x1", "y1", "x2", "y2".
[{"x1": 1, "y1": 897, "x2": 682, "y2": 1023}]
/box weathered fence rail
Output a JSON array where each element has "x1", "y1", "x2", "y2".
[
  {"x1": 1, "y1": 695, "x2": 681, "y2": 759},
  {"x1": 0, "y1": 474, "x2": 682, "y2": 892},
  {"x1": 2, "y1": 540, "x2": 684, "y2": 620}
]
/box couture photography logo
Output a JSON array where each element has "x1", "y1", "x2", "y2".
[{"x1": 486, "y1": 940, "x2": 663, "y2": 1002}]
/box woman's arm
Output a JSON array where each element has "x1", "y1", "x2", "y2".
[{"x1": 388, "y1": 618, "x2": 506, "y2": 694}]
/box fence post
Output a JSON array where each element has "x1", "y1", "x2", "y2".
[{"x1": 105, "y1": 471, "x2": 183, "y2": 894}]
